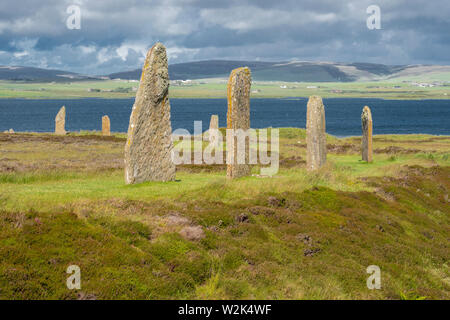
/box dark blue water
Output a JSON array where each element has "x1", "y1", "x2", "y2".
[{"x1": 0, "y1": 98, "x2": 449, "y2": 136}]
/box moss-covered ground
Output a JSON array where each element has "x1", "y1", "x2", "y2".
[{"x1": 0, "y1": 129, "x2": 448, "y2": 299}]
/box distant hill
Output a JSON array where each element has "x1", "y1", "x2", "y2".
[
  {"x1": 0, "y1": 66, "x2": 100, "y2": 82},
  {"x1": 109, "y1": 60, "x2": 357, "y2": 82},
  {"x1": 1, "y1": 61, "x2": 449, "y2": 83},
  {"x1": 109, "y1": 60, "x2": 450, "y2": 82}
]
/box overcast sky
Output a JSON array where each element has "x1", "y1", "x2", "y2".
[{"x1": 0, "y1": 0, "x2": 449, "y2": 75}]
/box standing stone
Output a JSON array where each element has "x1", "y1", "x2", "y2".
[
  {"x1": 102, "y1": 115, "x2": 111, "y2": 136},
  {"x1": 306, "y1": 96, "x2": 327, "y2": 171},
  {"x1": 209, "y1": 114, "x2": 219, "y2": 146},
  {"x1": 55, "y1": 106, "x2": 66, "y2": 135},
  {"x1": 361, "y1": 106, "x2": 373, "y2": 162},
  {"x1": 124, "y1": 43, "x2": 175, "y2": 184},
  {"x1": 226, "y1": 67, "x2": 252, "y2": 179}
]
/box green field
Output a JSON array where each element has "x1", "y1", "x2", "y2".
[
  {"x1": 1, "y1": 129, "x2": 449, "y2": 299},
  {"x1": 0, "y1": 78, "x2": 449, "y2": 100}
]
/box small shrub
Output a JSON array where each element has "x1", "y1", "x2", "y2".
[{"x1": 388, "y1": 155, "x2": 397, "y2": 162}]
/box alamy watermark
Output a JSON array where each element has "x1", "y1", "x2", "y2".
[
  {"x1": 66, "y1": 5, "x2": 81, "y2": 30},
  {"x1": 66, "y1": 265, "x2": 81, "y2": 290},
  {"x1": 366, "y1": 265, "x2": 381, "y2": 289},
  {"x1": 366, "y1": 5, "x2": 381, "y2": 30},
  {"x1": 172, "y1": 121, "x2": 279, "y2": 176}
]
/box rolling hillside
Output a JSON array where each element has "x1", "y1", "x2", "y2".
[
  {"x1": 109, "y1": 60, "x2": 356, "y2": 82},
  {"x1": 109, "y1": 61, "x2": 450, "y2": 82},
  {"x1": 1, "y1": 62, "x2": 449, "y2": 83},
  {"x1": 0, "y1": 66, "x2": 100, "y2": 82}
]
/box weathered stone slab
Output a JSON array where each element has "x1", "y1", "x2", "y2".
[
  {"x1": 102, "y1": 115, "x2": 111, "y2": 136},
  {"x1": 306, "y1": 96, "x2": 327, "y2": 171},
  {"x1": 361, "y1": 106, "x2": 373, "y2": 162},
  {"x1": 208, "y1": 114, "x2": 219, "y2": 146},
  {"x1": 55, "y1": 106, "x2": 66, "y2": 135},
  {"x1": 226, "y1": 67, "x2": 252, "y2": 179},
  {"x1": 124, "y1": 43, "x2": 175, "y2": 184}
]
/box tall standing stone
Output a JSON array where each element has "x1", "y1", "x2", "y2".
[
  {"x1": 102, "y1": 115, "x2": 111, "y2": 136},
  {"x1": 306, "y1": 96, "x2": 327, "y2": 171},
  {"x1": 226, "y1": 67, "x2": 251, "y2": 179},
  {"x1": 55, "y1": 106, "x2": 66, "y2": 135},
  {"x1": 209, "y1": 115, "x2": 219, "y2": 146},
  {"x1": 124, "y1": 43, "x2": 175, "y2": 184},
  {"x1": 361, "y1": 106, "x2": 373, "y2": 162}
]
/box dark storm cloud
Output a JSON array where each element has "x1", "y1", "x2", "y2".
[{"x1": 0, "y1": 0, "x2": 448, "y2": 74}]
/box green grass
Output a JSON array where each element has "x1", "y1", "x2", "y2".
[
  {"x1": 0, "y1": 129, "x2": 449, "y2": 299},
  {"x1": 0, "y1": 79, "x2": 449, "y2": 99}
]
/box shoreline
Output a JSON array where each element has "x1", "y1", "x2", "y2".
[
  {"x1": 0, "y1": 96, "x2": 449, "y2": 101},
  {"x1": 2, "y1": 130, "x2": 450, "y2": 139}
]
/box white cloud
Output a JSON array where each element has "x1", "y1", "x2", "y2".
[
  {"x1": 96, "y1": 47, "x2": 113, "y2": 64},
  {"x1": 13, "y1": 51, "x2": 29, "y2": 58},
  {"x1": 80, "y1": 45, "x2": 96, "y2": 54},
  {"x1": 116, "y1": 43, "x2": 147, "y2": 62},
  {"x1": 0, "y1": 0, "x2": 448, "y2": 73},
  {"x1": 199, "y1": 7, "x2": 340, "y2": 31}
]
